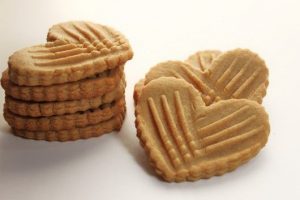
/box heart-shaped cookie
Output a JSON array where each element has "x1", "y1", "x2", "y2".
[
  {"x1": 135, "y1": 77, "x2": 269, "y2": 182},
  {"x1": 8, "y1": 21, "x2": 133, "y2": 86},
  {"x1": 135, "y1": 49, "x2": 268, "y2": 105}
]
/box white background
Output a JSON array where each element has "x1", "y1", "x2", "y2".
[{"x1": 0, "y1": 0, "x2": 299, "y2": 199}]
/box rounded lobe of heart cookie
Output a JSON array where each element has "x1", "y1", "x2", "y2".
[
  {"x1": 140, "y1": 76, "x2": 205, "y2": 109},
  {"x1": 198, "y1": 99, "x2": 270, "y2": 155},
  {"x1": 143, "y1": 60, "x2": 218, "y2": 105},
  {"x1": 141, "y1": 49, "x2": 269, "y2": 105},
  {"x1": 8, "y1": 21, "x2": 133, "y2": 86},
  {"x1": 208, "y1": 48, "x2": 269, "y2": 102},
  {"x1": 144, "y1": 61, "x2": 200, "y2": 85},
  {"x1": 185, "y1": 50, "x2": 222, "y2": 71},
  {"x1": 135, "y1": 77, "x2": 270, "y2": 181}
]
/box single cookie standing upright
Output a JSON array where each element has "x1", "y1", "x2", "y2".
[
  {"x1": 136, "y1": 49, "x2": 268, "y2": 105},
  {"x1": 135, "y1": 77, "x2": 270, "y2": 182},
  {"x1": 8, "y1": 21, "x2": 133, "y2": 86},
  {"x1": 133, "y1": 50, "x2": 220, "y2": 105}
]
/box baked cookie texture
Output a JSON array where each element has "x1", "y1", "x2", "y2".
[
  {"x1": 4, "y1": 97, "x2": 125, "y2": 131},
  {"x1": 9, "y1": 21, "x2": 133, "y2": 86},
  {"x1": 13, "y1": 113, "x2": 125, "y2": 142},
  {"x1": 135, "y1": 77, "x2": 270, "y2": 182},
  {"x1": 134, "y1": 49, "x2": 270, "y2": 182},
  {"x1": 1, "y1": 21, "x2": 132, "y2": 141},
  {"x1": 135, "y1": 49, "x2": 268, "y2": 105},
  {"x1": 1, "y1": 66, "x2": 124, "y2": 102},
  {"x1": 185, "y1": 50, "x2": 269, "y2": 103},
  {"x1": 4, "y1": 78, "x2": 125, "y2": 117},
  {"x1": 185, "y1": 50, "x2": 222, "y2": 71}
]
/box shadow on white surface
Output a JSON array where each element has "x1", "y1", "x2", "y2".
[
  {"x1": 141, "y1": 153, "x2": 271, "y2": 193},
  {"x1": 117, "y1": 115, "x2": 157, "y2": 177},
  {"x1": 0, "y1": 125, "x2": 105, "y2": 174}
]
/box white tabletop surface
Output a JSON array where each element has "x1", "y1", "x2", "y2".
[{"x1": 0, "y1": 0, "x2": 299, "y2": 199}]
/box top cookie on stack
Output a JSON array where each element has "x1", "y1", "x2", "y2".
[
  {"x1": 1, "y1": 21, "x2": 133, "y2": 141},
  {"x1": 9, "y1": 21, "x2": 133, "y2": 86}
]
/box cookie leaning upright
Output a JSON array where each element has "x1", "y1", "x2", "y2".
[
  {"x1": 135, "y1": 49, "x2": 269, "y2": 105},
  {"x1": 1, "y1": 21, "x2": 133, "y2": 141},
  {"x1": 133, "y1": 48, "x2": 270, "y2": 182},
  {"x1": 135, "y1": 77, "x2": 270, "y2": 182}
]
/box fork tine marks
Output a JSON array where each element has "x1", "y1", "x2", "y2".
[
  {"x1": 85, "y1": 23, "x2": 114, "y2": 49},
  {"x1": 73, "y1": 22, "x2": 96, "y2": 42},
  {"x1": 28, "y1": 43, "x2": 75, "y2": 54},
  {"x1": 171, "y1": 71, "x2": 185, "y2": 79},
  {"x1": 224, "y1": 64, "x2": 247, "y2": 93},
  {"x1": 47, "y1": 44, "x2": 77, "y2": 53},
  {"x1": 161, "y1": 95, "x2": 193, "y2": 162},
  {"x1": 44, "y1": 40, "x2": 67, "y2": 48},
  {"x1": 32, "y1": 48, "x2": 87, "y2": 60},
  {"x1": 60, "y1": 25, "x2": 83, "y2": 42},
  {"x1": 197, "y1": 105, "x2": 250, "y2": 138},
  {"x1": 224, "y1": 56, "x2": 253, "y2": 95},
  {"x1": 232, "y1": 67, "x2": 262, "y2": 98},
  {"x1": 174, "y1": 91, "x2": 201, "y2": 157},
  {"x1": 180, "y1": 66, "x2": 214, "y2": 99},
  {"x1": 201, "y1": 115, "x2": 256, "y2": 147},
  {"x1": 204, "y1": 126, "x2": 265, "y2": 156},
  {"x1": 215, "y1": 56, "x2": 239, "y2": 86},
  {"x1": 85, "y1": 22, "x2": 105, "y2": 40},
  {"x1": 209, "y1": 55, "x2": 236, "y2": 82},
  {"x1": 147, "y1": 97, "x2": 182, "y2": 169},
  {"x1": 196, "y1": 52, "x2": 205, "y2": 71},
  {"x1": 34, "y1": 53, "x2": 90, "y2": 66}
]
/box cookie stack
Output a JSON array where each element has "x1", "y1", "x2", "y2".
[
  {"x1": 1, "y1": 21, "x2": 133, "y2": 141},
  {"x1": 134, "y1": 49, "x2": 270, "y2": 182}
]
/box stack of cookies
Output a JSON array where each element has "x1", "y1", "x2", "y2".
[
  {"x1": 134, "y1": 49, "x2": 270, "y2": 182},
  {"x1": 1, "y1": 21, "x2": 133, "y2": 141}
]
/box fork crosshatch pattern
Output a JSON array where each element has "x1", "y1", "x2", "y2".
[
  {"x1": 2, "y1": 21, "x2": 131, "y2": 142},
  {"x1": 8, "y1": 21, "x2": 133, "y2": 86},
  {"x1": 135, "y1": 49, "x2": 268, "y2": 105},
  {"x1": 135, "y1": 77, "x2": 270, "y2": 182}
]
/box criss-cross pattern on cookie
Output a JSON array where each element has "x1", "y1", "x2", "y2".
[
  {"x1": 135, "y1": 77, "x2": 269, "y2": 182},
  {"x1": 8, "y1": 21, "x2": 133, "y2": 86},
  {"x1": 144, "y1": 49, "x2": 268, "y2": 105},
  {"x1": 33, "y1": 21, "x2": 130, "y2": 67}
]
